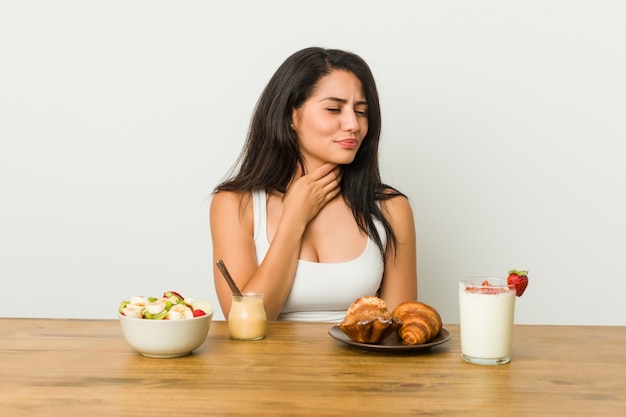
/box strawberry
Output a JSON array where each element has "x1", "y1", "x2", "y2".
[
  {"x1": 507, "y1": 269, "x2": 529, "y2": 297},
  {"x1": 192, "y1": 309, "x2": 207, "y2": 317}
]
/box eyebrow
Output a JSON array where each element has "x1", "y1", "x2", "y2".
[{"x1": 320, "y1": 97, "x2": 368, "y2": 106}]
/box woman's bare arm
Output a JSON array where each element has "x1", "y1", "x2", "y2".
[{"x1": 378, "y1": 195, "x2": 418, "y2": 311}]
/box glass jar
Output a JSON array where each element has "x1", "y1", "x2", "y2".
[{"x1": 228, "y1": 292, "x2": 267, "y2": 340}]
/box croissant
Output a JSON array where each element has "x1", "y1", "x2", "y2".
[
  {"x1": 338, "y1": 296, "x2": 401, "y2": 343},
  {"x1": 392, "y1": 301, "x2": 443, "y2": 345}
]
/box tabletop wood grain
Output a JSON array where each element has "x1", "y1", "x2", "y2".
[{"x1": 1, "y1": 318, "x2": 625, "y2": 416}]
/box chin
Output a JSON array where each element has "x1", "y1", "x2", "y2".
[
  {"x1": 338, "y1": 157, "x2": 357, "y2": 165},
  {"x1": 305, "y1": 154, "x2": 357, "y2": 169},
  {"x1": 332, "y1": 153, "x2": 358, "y2": 165}
]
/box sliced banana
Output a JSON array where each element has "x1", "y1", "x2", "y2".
[
  {"x1": 144, "y1": 300, "x2": 167, "y2": 315},
  {"x1": 121, "y1": 304, "x2": 144, "y2": 318},
  {"x1": 167, "y1": 304, "x2": 194, "y2": 320}
]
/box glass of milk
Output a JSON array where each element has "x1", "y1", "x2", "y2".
[
  {"x1": 458, "y1": 278, "x2": 516, "y2": 365},
  {"x1": 228, "y1": 292, "x2": 267, "y2": 340}
]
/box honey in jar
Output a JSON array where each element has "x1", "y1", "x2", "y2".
[{"x1": 228, "y1": 292, "x2": 267, "y2": 340}]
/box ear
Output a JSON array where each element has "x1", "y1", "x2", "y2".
[{"x1": 291, "y1": 108, "x2": 300, "y2": 131}]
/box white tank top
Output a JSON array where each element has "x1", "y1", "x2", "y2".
[{"x1": 252, "y1": 189, "x2": 386, "y2": 322}]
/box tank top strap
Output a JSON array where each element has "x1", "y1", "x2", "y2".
[{"x1": 252, "y1": 189, "x2": 268, "y2": 244}]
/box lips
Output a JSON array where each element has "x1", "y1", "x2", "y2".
[{"x1": 337, "y1": 139, "x2": 358, "y2": 149}]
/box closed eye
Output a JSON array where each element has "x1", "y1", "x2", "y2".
[{"x1": 325, "y1": 108, "x2": 367, "y2": 117}]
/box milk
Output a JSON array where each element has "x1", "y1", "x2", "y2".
[{"x1": 458, "y1": 279, "x2": 516, "y2": 365}]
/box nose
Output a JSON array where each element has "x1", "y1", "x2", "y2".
[{"x1": 342, "y1": 110, "x2": 360, "y2": 133}]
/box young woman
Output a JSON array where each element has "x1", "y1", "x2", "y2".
[{"x1": 210, "y1": 47, "x2": 417, "y2": 321}]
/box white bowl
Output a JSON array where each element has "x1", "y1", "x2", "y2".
[{"x1": 118, "y1": 305, "x2": 213, "y2": 358}]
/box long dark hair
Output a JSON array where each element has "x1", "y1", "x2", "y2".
[{"x1": 214, "y1": 47, "x2": 405, "y2": 256}]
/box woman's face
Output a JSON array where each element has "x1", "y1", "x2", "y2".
[{"x1": 291, "y1": 70, "x2": 368, "y2": 171}]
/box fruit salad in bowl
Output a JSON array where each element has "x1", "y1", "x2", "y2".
[
  {"x1": 119, "y1": 290, "x2": 211, "y2": 320},
  {"x1": 118, "y1": 291, "x2": 213, "y2": 358}
]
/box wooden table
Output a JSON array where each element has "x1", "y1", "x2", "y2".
[{"x1": 1, "y1": 319, "x2": 625, "y2": 416}]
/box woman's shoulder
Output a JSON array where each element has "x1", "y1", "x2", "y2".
[
  {"x1": 210, "y1": 190, "x2": 254, "y2": 216},
  {"x1": 379, "y1": 189, "x2": 413, "y2": 222},
  {"x1": 211, "y1": 189, "x2": 249, "y2": 203},
  {"x1": 378, "y1": 186, "x2": 409, "y2": 203}
]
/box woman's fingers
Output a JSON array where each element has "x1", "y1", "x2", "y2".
[
  {"x1": 309, "y1": 165, "x2": 342, "y2": 201},
  {"x1": 282, "y1": 164, "x2": 343, "y2": 224},
  {"x1": 307, "y1": 163, "x2": 340, "y2": 184},
  {"x1": 311, "y1": 164, "x2": 341, "y2": 189}
]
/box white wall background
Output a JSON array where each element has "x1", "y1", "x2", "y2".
[{"x1": 1, "y1": 1, "x2": 625, "y2": 325}]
